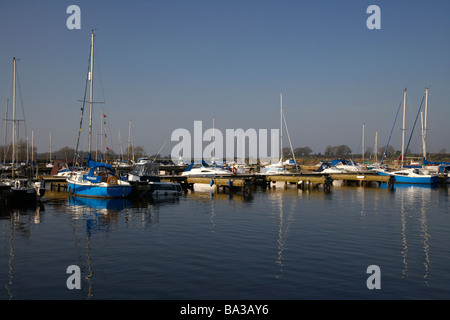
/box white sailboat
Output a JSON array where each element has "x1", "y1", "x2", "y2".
[
  {"x1": 46, "y1": 132, "x2": 53, "y2": 168},
  {"x1": 262, "y1": 93, "x2": 298, "y2": 175},
  {"x1": 420, "y1": 88, "x2": 450, "y2": 181},
  {"x1": 377, "y1": 88, "x2": 438, "y2": 184},
  {"x1": 2, "y1": 58, "x2": 44, "y2": 201}
]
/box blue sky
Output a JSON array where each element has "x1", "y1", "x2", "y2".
[{"x1": 1, "y1": 0, "x2": 449, "y2": 159}]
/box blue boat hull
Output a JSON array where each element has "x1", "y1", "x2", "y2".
[
  {"x1": 377, "y1": 171, "x2": 439, "y2": 184},
  {"x1": 67, "y1": 182, "x2": 132, "y2": 198}
]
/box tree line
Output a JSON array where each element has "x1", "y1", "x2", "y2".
[
  {"x1": 0, "y1": 143, "x2": 147, "y2": 164},
  {"x1": 2, "y1": 141, "x2": 448, "y2": 164}
]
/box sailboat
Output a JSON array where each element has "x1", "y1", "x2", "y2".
[
  {"x1": 262, "y1": 93, "x2": 298, "y2": 175},
  {"x1": 376, "y1": 88, "x2": 438, "y2": 184},
  {"x1": 1, "y1": 58, "x2": 44, "y2": 202},
  {"x1": 67, "y1": 30, "x2": 132, "y2": 198},
  {"x1": 46, "y1": 132, "x2": 53, "y2": 168},
  {"x1": 418, "y1": 88, "x2": 450, "y2": 180}
]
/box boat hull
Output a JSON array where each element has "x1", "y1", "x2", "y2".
[
  {"x1": 10, "y1": 188, "x2": 38, "y2": 202},
  {"x1": 377, "y1": 170, "x2": 439, "y2": 184},
  {"x1": 67, "y1": 181, "x2": 132, "y2": 198}
]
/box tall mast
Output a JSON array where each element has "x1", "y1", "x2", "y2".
[
  {"x1": 280, "y1": 92, "x2": 283, "y2": 162},
  {"x1": 128, "y1": 120, "x2": 131, "y2": 162},
  {"x1": 362, "y1": 123, "x2": 365, "y2": 161},
  {"x1": 423, "y1": 87, "x2": 429, "y2": 160},
  {"x1": 3, "y1": 99, "x2": 8, "y2": 165},
  {"x1": 12, "y1": 58, "x2": 16, "y2": 178},
  {"x1": 374, "y1": 131, "x2": 378, "y2": 163},
  {"x1": 49, "y1": 132, "x2": 52, "y2": 163},
  {"x1": 401, "y1": 88, "x2": 406, "y2": 168},
  {"x1": 212, "y1": 116, "x2": 215, "y2": 163},
  {"x1": 88, "y1": 30, "x2": 95, "y2": 154},
  {"x1": 101, "y1": 108, "x2": 103, "y2": 158},
  {"x1": 118, "y1": 127, "x2": 122, "y2": 160},
  {"x1": 32, "y1": 130, "x2": 35, "y2": 177}
]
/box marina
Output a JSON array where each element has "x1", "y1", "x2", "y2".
[
  {"x1": 2, "y1": 165, "x2": 449, "y2": 208},
  {"x1": 1, "y1": 1, "x2": 450, "y2": 304}
]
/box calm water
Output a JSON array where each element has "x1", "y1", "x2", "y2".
[{"x1": 1, "y1": 183, "x2": 450, "y2": 300}]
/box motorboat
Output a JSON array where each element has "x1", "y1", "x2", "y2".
[
  {"x1": 128, "y1": 161, "x2": 182, "y2": 196},
  {"x1": 314, "y1": 162, "x2": 346, "y2": 173},
  {"x1": 330, "y1": 159, "x2": 361, "y2": 172},
  {"x1": 2, "y1": 178, "x2": 45, "y2": 202},
  {"x1": 261, "y1": 160, "x2": 289, "y2": 175},
  {"x1": 182, "y1": 161, "x2": 231, "y2": 177}
]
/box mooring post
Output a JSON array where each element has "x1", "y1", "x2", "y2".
[
  {"x1": 387, "y1": 175, "x2": 395, "y2": 191},
  {"x1": 324, "y1": 175, "x2": 332, "y2": 193}
]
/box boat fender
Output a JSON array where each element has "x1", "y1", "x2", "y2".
[
  {"x1": 232, "y1": 167, "x2": 237, "y2": 175},
  {"x1": 210, "y1": 179, "x2": 214, "y2": 186},
  {"x1": 228, "y1": 179, "x2": 232, "y2": 187},
  {"x1": 107, "y1": 176, "x2": 118, "y2": 185}
]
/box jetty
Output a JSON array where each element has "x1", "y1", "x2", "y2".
[
  {"x1": 35, "y1": 162, "x2": 450, "y2": 199},
  {"x1": 159, "y1": 172, "x2": 396, "y2": 194}
]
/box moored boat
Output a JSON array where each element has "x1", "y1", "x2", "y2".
[
  {"x1": 182, "y1": 161, "x2": 231, "y2": 177},
  {"x1": 128, "y1": 161, "x2": 182, "y2": 196},
  {"x1": 376, "y1": 167, "x2": 439, "y2": 184},
  {"x1": 66, "y1": 30, "x2": 131, "y2": 199}
]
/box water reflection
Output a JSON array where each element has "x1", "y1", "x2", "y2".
[
  {"x1": 64, "y1": 195, "x2": 182, "y2": 299},
  {"x1": 396, "y1": 185, "x2": 433, "y2": 285},
  {"x1": 264, "y1": 188, "x2": 300, "y2": 280},
  {"x1": 1, "y1": 181, "x2": 448, "y2": 299},
  {"x1": 1, "y1": 203, "x2": 44, "y2": 300}
]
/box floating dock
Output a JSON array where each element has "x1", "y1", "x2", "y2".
[{"x1": 39, "y1": 170, "x2": 449, "y2": 198}]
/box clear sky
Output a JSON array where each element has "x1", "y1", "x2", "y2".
[{"x1": 1, "y1": 0, "x2": 449, "y2": 159}]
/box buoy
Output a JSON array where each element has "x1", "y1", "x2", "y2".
[{"x1": 107, "y1": 176, "x2": 118, "y2": 185}]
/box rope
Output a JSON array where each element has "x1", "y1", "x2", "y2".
[
  {"x1": 380, "y1": 94, "x2": 404, "y2": 165},
  {"x1": 73, "y1": 41, "x2": 92, "y2": 169},
  {"x1": 404, "y1": 94, "x2": 425, "y2": 157}
]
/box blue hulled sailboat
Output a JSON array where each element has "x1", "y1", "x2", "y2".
[{"x1": 66, "y1": 30, "x2": 131, "y2": 198}]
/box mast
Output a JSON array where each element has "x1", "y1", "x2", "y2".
[
  {"x1": 26, "y1": 136, "x2": 29, "y2": 165},
  {"x1": 374, "y1": 131, "x2": 378, "y2": 162},
  {"x1": 32, "y1": 131, "x2": 35, "y2": 177},
  {"x1": 127, "y1": 120, "x2": 131, "y2": 162},
  {"x1": 88, "y1": 30, "x2": 95, "y2": 154},
  {"x1": 362, "y1": 123, "x2": 365, "y2": 161},
  {"x1": 12, "y1": 58, "x2": 16, "y2": 178},
  {"x1": 100, "y1": 108, "x2": 103, "y2": 158},
  {"x1": 3, "y1": 99, "x2": 8, "y2": 165},
  {"x1": 401, "y1": 88, "x2": 406, "y2": 168},
  {"x1": 280, "y1": 92, "x2": 283, "y2": 162},
  {"x1": 212, "y1": 117, "x2": 215, "y2": 163},
  {"x1": 118, "y1": 127, "x2": 122, "y2": 160},
  {"x1": 49, "y1": 132, "x2": 52, "y2": 164},
  {"x1": 423, "y1": 87, "x2": 429, "y2": 160}
]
